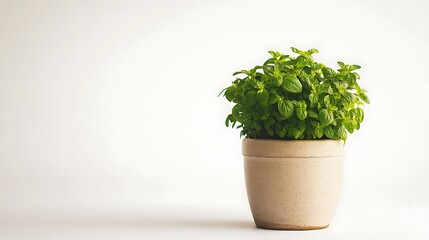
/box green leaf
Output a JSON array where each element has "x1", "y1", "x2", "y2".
[
  {"x1": 232, "y1": 70, "x2": 248, "y2": 76},
  {"x1": 311, "y1": 62, "x2": 323, "y2": 70},
  {"x1": 329, "y1": 105, "x2": 338, "y2": 111},
  {"x1": 248, "y1": 77, "x2": 259, "y2": 88},
  {"x1": 291, "y1": 47, "x2": 300, "y2": 53},
  {"x1": 344, "y1": 121, "x2": 355, "y2": 134},
  {"x1": 291, "y1": 100, "x2": 300, "y2": 107},
  {"x1": 343, "y1": 92, "x2": 355, "y2": 103},
  {"x1": 297, "y1": 107, "x2": 307, "y2": 120},
  {"x1": 349, "y1": 64, "x2": 361, "y2": 71},
  {"x1": 232, "y1": 104, "x2": 241, "y2": 121},
  {"x1": 336, "y1": 124, "x2": 347, "y2": 140},
  {"x1": 282, "y1": 75, "x2": 302, "y2": 93},
  {"x1": 355, "y1": 120, "x2": 361, "y2": 130},
  {"x1": 335, "y1": 110, "x2": 344, "y2": 119},
  {"x1": 354, "y1": 72, "x2": 361, "y2": 80},
  {"x1": 322, "y1": 67, "x2": 336, "y2": 79},
  {"x1": 309, "y1": 92, "x2": 318, "y2": 104},
  {"x1": 290, "y1": 127, "x2": 304, "y2": 139},
  {"x1": 263, "y1": 58, "x2": 276, "y2": 65},
  {"x1": 358, "y1": 92, "x2": 370, "y2": 104},
  {"x1": 324, "y1": 125, "x2": 335, "y2": 138},
  {"x1": 245, "y1": 89, "x2": 257, "y2": 105},
  {"x1": 337, "y1": 61, "x2": 346, "y2": 68},
  {"x1": 225, "y1": 114, "x2": 232, "y2": 127},
  {"x1": 344, "y1": 73, "x2": 355, "y2": 82},
  {"x1": 218, "y1": 88, "x2": 227, "y2": 97},
  {"x1": 298, "y1": 121, "x2": 306, "y2": 131},
  {"x1": 295, "y1": 101, "x2": 307, "y2": 120},
  {"x1": 317, "y1": 83, "x2": 332, "y2": 94},
  {"x1": 324, "y1": 95, "x2": 331, "y2": 107},
  {"x1": 256, "y1": 88, "x2": 269, "y2": 105},
  {"x1": 258, "y1": 74, "x2": 269, "y2": 83},
  {"x1": 224, "y1": 86, "x2": 236, "y2": 101},
  {"x1": 276, "y1": 127, "x2": 287, "y2": 138},
  {"x1": 268, "y1": 92, "x2": 280, "y2": 104},
  {"x1": 256, "y1": 81, "x2": 265, "y2": 89},
  {"x1": 319, "y1": 109, "x2": 334, "y2": 126},
  {"x1": 315, "y1": 125, "x2": 324, "y2": 138},
  {"x1": 233, "y1": 86, "x2": 244, "y2": 103},
  {"x1": 308, "y1": 48, "x2": 319, "y2": 54},
  {"x1": 278, "y1": 99, "x2": 294, "y2": 119},
  {"x1": 268, "y1": 51, "x2": 281, "y2": 58},
  {"x1": 296, "y1": 56, "x2": 307, "y2": 68},
  {"x1": 279, "y1": 54, "x2": 290, "y2": 61},
  {"x1": 271, "y1": 75, "x2": 283, "y2": 87},
  {"x1": 301, "y1": 77, "x2": 313, "y2": 89},
  {"x1": 308, "y1": 109, "x2": 318, "y2": 118},
  {"x1": 263, "y1": 65, "x2": 274, "y2": 75},
  {"x1": 357, "y1": 108, "x2": 365, "y2": 122},
  {"x1": 336, "y1": 81, "x2": 348, "y2": 93}
]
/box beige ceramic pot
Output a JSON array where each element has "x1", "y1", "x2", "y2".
[{"x1": 243, "y1": 139, "x2": 344, "y2": 230}]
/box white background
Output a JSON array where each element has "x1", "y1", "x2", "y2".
[{"x1": 1, "y1": 0, "x2": 429, "y2": 239}]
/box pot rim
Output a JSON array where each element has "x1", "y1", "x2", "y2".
[{"x1": 242, "y1": 138, "x2": 345, "y2": 158}]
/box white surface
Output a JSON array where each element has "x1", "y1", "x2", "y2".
[
  {"x1": 1, "y1": 0, "x2": 429, "y2": 239},
  {"x1": 1, "y1": 204, "x2": 428, "y2": 240}
]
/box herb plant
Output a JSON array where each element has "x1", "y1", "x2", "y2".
[{"x1": 220, "y1": 47, "x2": 369, "y2": 141}]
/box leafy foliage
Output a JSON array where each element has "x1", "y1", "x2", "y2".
[{"x1": 220, "y1": 47, "x2": 369, "y2": 141}]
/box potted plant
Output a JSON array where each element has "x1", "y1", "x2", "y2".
[{"x1": 220, "y1": 47, "x2": 369, "y2": 230}]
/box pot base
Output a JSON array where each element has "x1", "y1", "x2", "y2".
[{"x1": 255, "y1": 220, "x2": 329, "y2": 231}]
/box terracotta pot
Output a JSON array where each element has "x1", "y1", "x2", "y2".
[{"x1": 243, "y1": 139, "x2": 344, "y2": 230}]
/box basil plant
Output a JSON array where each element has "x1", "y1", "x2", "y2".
[{"x1": 220, "y1": 47, "x2": 370, "y2": 141}]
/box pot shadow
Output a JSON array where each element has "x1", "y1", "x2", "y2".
[
  {"x1": 18, "y1": 214, "x2": 256, "y2": 231},
  {"x1": 128, "y1": 218, "x2": 253, "y2": 230}
]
